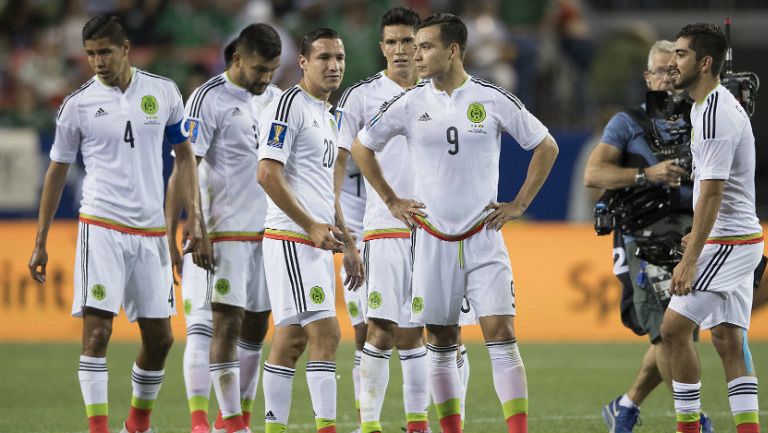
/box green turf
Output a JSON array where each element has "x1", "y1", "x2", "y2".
[{"x1": 1, "y1": 341, "x2": 766, "y2": 433}]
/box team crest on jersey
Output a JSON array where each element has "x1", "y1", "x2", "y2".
[
  {"x1": 467, "y1": 102, "x2": 486, "y2": 123},
  {"x1": 267, "y1": 122, "x2": 287, "y2": 148},
  {"x1": 185, "y1": 119, "x2": 200, "y2": 144},
  {"x1": 141, "y1": 95, "x2": 159, "y2": 115}
]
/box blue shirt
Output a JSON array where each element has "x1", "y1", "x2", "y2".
[{"x1": 601, "y1": 105, "x2": 692, "y2": 209}]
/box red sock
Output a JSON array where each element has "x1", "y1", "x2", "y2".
[
  {"x1": 439, "y1": 414, "x2": 462, "y2": 433},
  {"x1": 223, "y1": 414, "x2": 246, "y2": 433},
  {"x1": 242, "y1": 411, "x2": 251, "y2": 428},
  {"x1": 213, "y1": 411, "x2": 224, "y2": 429},
  {"x1": 191, "y1": 410, "x2": 209, "y2": 429},
  {"x1": 407, "y1": 420, "x2": 429, "y2": 432},
  {"x1": 506, "y1": 414, "x2": 528, "y2": 433},
  {"x1": 317, "y1": 426, "x2": 337, "y2": 433},
  {"x1": 125, "y1": 407, "x2": 151, "y2": 433},
  {"x1": 736, "y1": 423, "x2": 760, "y2": 433},
  {"x1": 677, "y1": 420, "x2": 700, "y2": 433},
  {"x1": 88, "y1": 415, "x2": 110, "y2": 433}
]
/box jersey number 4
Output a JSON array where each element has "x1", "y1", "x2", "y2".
[{"x1": 124, "y1": 121, "x2": 135, "y2": 148}]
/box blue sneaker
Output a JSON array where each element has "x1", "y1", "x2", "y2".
[
  {"x1": 602, "y1": 397, "x2": 640, "y2": 433},
  {"x1": 700, "y1": 412, "x2": 714, "y2": 433}
]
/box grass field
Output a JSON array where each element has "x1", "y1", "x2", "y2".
[{"x1": 1, "y1": 341, "x2": 766, "y2": 433}]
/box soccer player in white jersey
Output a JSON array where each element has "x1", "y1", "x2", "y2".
[
  {"x1": 165, "y1": 24, "x2": 283, "y2": 433},
  {"x1": 256, "y1": 28, "x2": 364, "y2": 433},
  {"x1": 27, "y1": 15, "x2": 205, "y2": 433},
  {"x1": 336, "y1": 153, "x2": 369, "y2": 426},
  {"x1": 352, "y1": 14, "x2": 559, "y2": 433},
  {"x1": 662, "y1": 23, "x2": 763, "y2": 433},
  {"x1": 335, "y1": 8, "x2": 431, "y2": 433}
]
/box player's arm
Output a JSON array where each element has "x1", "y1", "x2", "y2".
[
  {"x1": 257, "y1": 159, "x2": 344, "y2": 251},
  {"x1": 585, "y1": 143, "x2": 687, "y2": 189},
  {"x1": 29, "y1": 161, "x2": 70, "y2": 283},
  {"x1": 484, "y1": 134, "x2": 559, "y2": 230},
  {"x1": 164, "y1": 153, "x2": 205, "y2": 278},
  {"x1": 670, "y1": 179, "x2": 723, "y2": 295},
  {"x1": 171, "y1": 141, "x2": 212, "y2": 270},
  {"x1": 333, "y1": 148, "x2": 364, "y2": 290}
]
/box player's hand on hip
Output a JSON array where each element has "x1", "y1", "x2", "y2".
[
  {"x1": 309, "y1": 222, "x2": 345, "y2": 252},
  {"x1": 670, "y1": 257, "x2": 697, "y2": 296},
  {"x1": 646, "y1": 160, "x2": 688, "y2": 186},
  {"x1": 483, "y1": 201, "x2": 526, "y2": 231},
  {"x1": 386, "y1": 197, "x2": 426, "y2": 229},
  {"x1": 28, "y1": 246, "x2": 48, "y2": 284},
  {"x1": 342, "y1": 247, "x2": 365, "y2": 291}
]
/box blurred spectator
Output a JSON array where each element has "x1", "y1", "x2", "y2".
[{"x1": 462, "y1": 0, "x2": 517, "y2": 91}]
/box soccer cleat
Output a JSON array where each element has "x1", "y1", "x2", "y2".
[
  {"x1": 191, "y1": 425, "x2": 211, "y2": 433},
  {"x1": 212, "y1": 427, "x2": 250, "y2": 433},
  {"x1": 601, "y1": 397, "x2": 640, "y2": 433},
  {"x1": 120, "y1": 424, "x2": 155, "y2": 433},
  {"x1": 700, "y1": 413, "x2": 714, "y2": 433}
]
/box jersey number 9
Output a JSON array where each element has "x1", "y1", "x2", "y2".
[{"x1": 447, "y1": 126, "x2": 459, "y2": 155}]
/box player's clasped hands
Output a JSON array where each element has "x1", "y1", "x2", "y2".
[
  {"x1": 646, "y1": 159, "x2": 688, "y2": 186},
  {"x1": 386, "y1": 197, "x2": 426, "y2": 229},
  {"x1": 308, "y1": 222, "x2": 345, "y2": 252},
  {"x1": 483, "y1": 200, "x2": 526, "y2": 231}
]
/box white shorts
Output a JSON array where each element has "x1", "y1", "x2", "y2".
[
  {"x1": 263, "y1": 238, "x2": 336, "y2": 326},
  {"x1": 341, "y1": 266, "x2": 365, "y2": 327},
  {"x1": 669, "y1": 241, "x2": 764, "y2": 330},
  {"x1": 458, "y1": 297, "x2": 479, "y2": 326},
  {"x1": 180, "y1": 241, "x2": 270, "y2": 313},
  {"x1": 72, "y1": 222, "x2": 175, "y2": 322},
  {"x1": 411, "y1": 228, "x2": 515, "y2": 325},
  {"x1": 363, "y1": 237, "x2": 420, "y2": 328}
]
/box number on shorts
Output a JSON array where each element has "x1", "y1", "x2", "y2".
[
  {"x1": 613, "y1": 247, "x2": 629, "y2": 275},
  {"x1": 168, "y1": 285, "x2": 175, "y2": 308}
]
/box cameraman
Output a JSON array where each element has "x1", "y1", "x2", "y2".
[{"x1": 584, "y1": 40, "x2": 712, "y2": 433}]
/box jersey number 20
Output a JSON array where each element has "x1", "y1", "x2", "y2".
[{"x1": 322, "y1": 139, "x2": 335, "y2": 168}]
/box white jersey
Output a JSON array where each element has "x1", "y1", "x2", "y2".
[
  {"x1": 258, "y1": 85, "x2": 339, "y2": 244},
  {"x1": 358, "y1": 76, "x2": 548, "y2": 236},
  {"x1": 336, "y1": 72, "x2": 415, "y2": 240},
  {"x1": 339, "y1": 156, "x2": 366, "y2": 250},
  {"x1": 184, "y1": 72, "x2": 281, "y2": 241},
  {"x1": 690, "y1": 84, "x2": 762, "y2": 241},
  {"x1": 51, "y1": 68, "x2": 186, "y2": 235}
]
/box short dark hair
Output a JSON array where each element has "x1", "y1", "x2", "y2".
[
  {"x1": 300, "y1": 27, "x2": 340, "y2": 56},
  {"x1": 676, "y1": 23, "x2": 727, "y2": 77},
  {"x1": 236, "y1": 23, "x2": 282, "y2": 60},
  {"x1": 418, "y1": 13, "x2": 467, "y2": 54},
  {"x1": 223, "y1": 39, "x2": 237, "y2": 68},
  {"x1": 381, "y1": 7, "x2": 421, "y2": 37},
  {"x1": 82, "y1": 15, "x2": 128, "y2": 46}
]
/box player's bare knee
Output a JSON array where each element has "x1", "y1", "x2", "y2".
[
  {"x1": 479, "y1": 315, "x2": 516, "y2": 342},
  {"x1": 353, "y1": 323, "x2": 368, "y2": 350},
  {"x1": 396, "y1": 327, "x2": 424, "y2": 350},
  {"x1": 82, "y1": 325, "x2": 112, "y2": 356},
  {"x1": 710, "y1": 325, "x2": 743, "y2": 361},
  {"x1": 367, "y1": 318, "x2": 396, "y2": 350},
  {"x1": 426, "y1": 324, "x2": 459, "y2": 347},
  {"x1": 241, "y1": 310, "x2": 271, "y2": 343}
]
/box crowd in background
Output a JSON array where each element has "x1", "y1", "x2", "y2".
[{"x1": 0, "y1": 0, "x2": 629, "y2": 133}]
